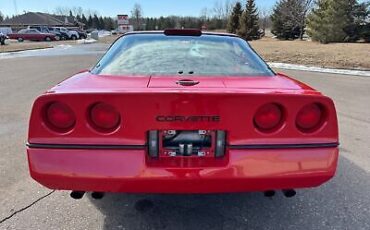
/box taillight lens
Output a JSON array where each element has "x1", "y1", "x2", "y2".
[
  {"x1": 296, "y1": 103, "x2": 324, "y2": 132},
  {"x1": 45, "y1": 102, "x2": 76, "y2": 132},
  {"x1": 89, "y1": 103, "x2": 120, "y2": 132},
  {"x1": 254, "y1": 103, "x2": 283, "y2": 132}
]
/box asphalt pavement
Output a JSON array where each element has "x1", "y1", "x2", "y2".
[{"x1": 0, "y1": 45, "x2": 369, "y2": 230}]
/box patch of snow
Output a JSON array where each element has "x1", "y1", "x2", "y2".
[
  {"x1": 98, "y1": 30, "x2": 112, "y2": 38},
  {"x1": 76, "y1": 39, "x2": 97, "y2": 44},
  {"x1": 55, "y1": 44, "x2": 73, "y2": 49},
  {"x1": 268, "y1": 62, "x2": 370, "y2": 77}
]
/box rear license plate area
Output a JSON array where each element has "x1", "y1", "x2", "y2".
[
  {"x1": 147, "y1": 130, "x2": 226, "y2": 159},
  {"x1": 160, "y1": 130, "x2": 215, "y2": 158}
]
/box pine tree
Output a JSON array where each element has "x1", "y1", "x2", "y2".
[
  {"x1": 99, "y1": 16, "x2": 105, "y2": 30},
  {"x1": 307, "y1": 0, "x2": 357, "y2": 43},
  {"x1": 87, "y1": 15, "x2": 93, "y2": 29},
  {"x1": 227, "y1": 2, "x2": 243, "y2": 34},
  {"x1": 270, "y1": 0, "x2": 306, "y2": 40},
  {"x1": 238, "y1": 0, "x2": 260, "y2": 40},
  {"x1": 0, "y1": 11, "x2": 4, "y2": 22},
  {"x1": 81, "y1": 14, "x2": 88, "y2": 28}
]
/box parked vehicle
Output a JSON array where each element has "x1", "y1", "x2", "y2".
[
  {"x1": 52, "y1": 27, "x2": 79, "y2": 40},
  {"x1": 27, "y1": 29, "x2": 339, "y2": 198},
  {"x1": 48, "y1": 27, "x2": 68, "y2": 40},
  {"x1": 69, "y1": 28, "x2": 87, "y2": 39},
  {"x1": 0, "y1": 27, "x2": 13, "y2": 36},
  {"x1": 29, "y1": 26, "x2": 61, "y2": 41},
  {"x1": 8, "y1": 29, "x2": 56, "y2": 42},
  {"x1": 0, "y1": 32, "x2": 7, "y2": 45}
]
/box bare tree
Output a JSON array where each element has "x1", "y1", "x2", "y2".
[
  {"x1": 259, "y1": 7, "x2": 271, "y2": 35},
  {"x1": 213, "y1": 0, "x2": 225, "y2": 19},
  {"x1": 72, "y1": 6, "x2": 84, "y2": 16},
  {"x1": 131, "y1": 3, "x2": 143, "y2": 31},
  {"x1": 200, "y1": 7, "x2": 209, "y2": 21},
  {"x1": 213, "y1": 0, "x2": 236, "y2": 19},
  {"x1": 54, "y1": 6, "x2": 70, "y2": 16},
  {"x1": 224, "y1": 0, "x2": 236, "y2": 18}
]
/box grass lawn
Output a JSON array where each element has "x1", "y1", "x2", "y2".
[
  {"x1": 2, "y1": 35, "x2": 369, "y2": 70},
  {"x1": 250, "y1": 37, "x2": 370, "y2": 70}
]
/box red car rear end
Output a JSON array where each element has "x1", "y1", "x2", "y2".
[{"x1": 27, "y1": 30, "x2": 339, "y2": 196}]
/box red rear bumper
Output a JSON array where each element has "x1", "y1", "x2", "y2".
[{"x1": 27, "y1": 147, "x2": 338, "y2": 193}]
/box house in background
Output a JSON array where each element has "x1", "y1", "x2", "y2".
[{"x1": 0, "y1": 12, "x2": 84, "y2": 31}]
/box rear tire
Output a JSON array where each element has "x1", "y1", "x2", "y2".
[
  {"x1": 17, "y1": 38, "x2": 24, "y2": 42},
  {"x1": 45, "y1": 37, "x2": 51, "y2": 42},
  {"x1": 71, "y1": 35, "x2": 77, "y2": 40}
]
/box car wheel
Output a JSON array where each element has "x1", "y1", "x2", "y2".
[
  {"x1": 45, "y1": 37, "x2": 52, "y2": 42},
  {"x1": 71, "y1": 35, "x2": 77, "y2": 40},
  {"x1": 55, "y1": 36, "x2": 60, "y2": 41},
  {"x1": 17, "y1": 38, "x2": 24, "y2": 42}
]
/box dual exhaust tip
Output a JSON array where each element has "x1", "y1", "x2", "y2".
[
  {"x1": 70, "y1": 191, "x2": 104, "y2": 200},
  {"x1": 264, "y1": 189, "x2": 296, "y2": 198}
]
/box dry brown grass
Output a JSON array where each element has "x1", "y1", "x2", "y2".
[
  {"x1": 0, "y1": 42, "x2": 52, "y2": 53},
  {"x1": 250, "y1": 37, "x2": 370, "y2": 70},
  {"x1": 0, "y1": 40, "x2": 79, "y2": 53},
  {"x1": 2, "y1": 35, "x2": 369, "y2": 70}
]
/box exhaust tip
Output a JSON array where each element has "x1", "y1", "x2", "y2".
[
  {"x1": 282, "y1": 189, "x2": 296, "y2": 198},
  {"x1": 70, "y1": 191, "x2": 85, "y2": 199},
  {"x1": 264, "y1": 190, "x2": 276, "y2": 197},
  {"x1": 91, "y1": 192, "x2": 105, "y2": 200}
]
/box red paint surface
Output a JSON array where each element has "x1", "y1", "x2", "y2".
[
  {"x1": 27, "y1": 147, "x2": 338, "y2": 193},
  {"x1": 27, "y1": 72, "x2": 339, "y2": 193},
  {"x1": 8, "y1": 32, "x2": 56, "y2": 41}
]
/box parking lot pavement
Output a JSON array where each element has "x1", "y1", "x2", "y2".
[{"x1": 0, "y1": 52, "x2": 370, "y2": 229}]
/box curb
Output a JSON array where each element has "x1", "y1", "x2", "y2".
[{"x1": 269, "y1": 62, "x2": 370, "y2": 77}]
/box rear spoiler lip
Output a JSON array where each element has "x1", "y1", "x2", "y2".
[{"x1": 27, "y1": 142, "x2": 339, "y2": 150}]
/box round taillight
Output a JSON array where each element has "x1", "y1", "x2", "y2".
[
  {"x1": 296, "y1": 103, "x2": 323, "y2": 132},
  {"x1": 89, "y1": 103, "x2": 120, "y2": 132},
  {"x1": 45, "y1": 102, "x2": 76, "y2": 132},
  {"x1": 254, "y1": 103, "x2": 283, "y2": 132}
]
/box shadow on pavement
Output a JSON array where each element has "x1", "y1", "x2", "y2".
[{"x1": 90, "y1": 156, "x2": 370, "y2": 230}]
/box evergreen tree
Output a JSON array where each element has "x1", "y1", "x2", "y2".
[
  {"x1": 92, "y1": 14, "x2": 100, "y2": 29},
  {"x1": 307, "y1": 0, "x2": 358, "y2": 43},
  {"x1": 0, "y1": 11, "x2": 4, "y2": 22},
  {"x1": 271, "y1": 0, "x2": 306, "y2": 40},
  {"x1": 99, "y1": 16, "x2": 105, "y2": 30},
  {"x1": 87, "y1": 15, "x2": 93, "y2": 29},
  {"x1": 238, "y1": 0, "x2": 260, "y2": 40},
  {"x1": 81, "y1": 14, "x2": 88, "y2": 28},
  {"x1": 227, "y1": 2, "x2": 243, "y2": 34}
]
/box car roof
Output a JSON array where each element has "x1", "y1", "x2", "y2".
[{"x1": 124, "y1": 30, "x2": 239, "y2": 38}]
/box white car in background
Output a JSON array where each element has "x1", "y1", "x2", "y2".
[{"x1": 52, "y1": 27, "x2": 79, "y2": 40}]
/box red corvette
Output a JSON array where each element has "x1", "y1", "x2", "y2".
[{"x1": 27, "y1": 29, "x2": 339, "y2": 199}]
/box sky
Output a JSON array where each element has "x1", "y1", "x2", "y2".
[{"x1": 0, "y1": 0, "x2": 277, "y2": 18}]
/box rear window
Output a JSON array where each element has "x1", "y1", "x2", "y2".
[{"x1": 92, "y1": 33, "x2": 274, "y2": 77}]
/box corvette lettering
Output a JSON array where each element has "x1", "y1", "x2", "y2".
[{"x1": 156, "y1": 116, "x2": 220, "y2": 122}]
